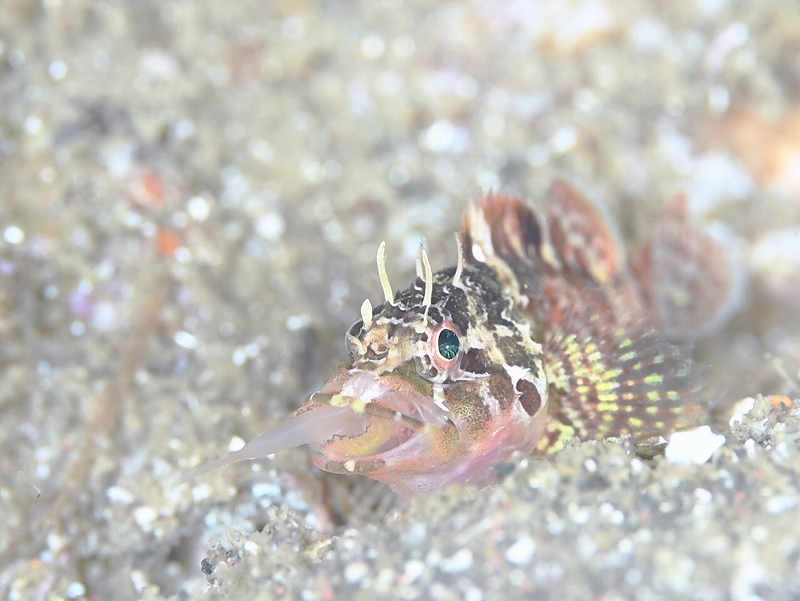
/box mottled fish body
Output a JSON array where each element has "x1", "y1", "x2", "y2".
[{"x1": 188, "y1": 180, "x2": 740, "y2": 496}]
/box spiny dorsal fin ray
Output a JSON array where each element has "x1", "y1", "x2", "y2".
[
  {"x1": 547, "y1": 179, "x2": 623, "y2": 285},
  {"x1": 539, "y1": 292, "x2": 719, "y2": 453},
  {"x1": 461, "y1": 192, "x2": 544, "y2": 266}
]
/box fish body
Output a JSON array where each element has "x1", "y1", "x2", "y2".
[{"x1": 190, "y1": 180, "x2": 740, "y2": 496}]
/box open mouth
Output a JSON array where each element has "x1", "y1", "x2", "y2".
[
  {"x1": 181, "y1": 369, "x2": 454, "y2": 481},
  {"x1": 311, "y1": 370, "x2": 451, "y2": 462}
]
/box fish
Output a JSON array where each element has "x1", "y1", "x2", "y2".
[{"x1": 185, "y1": 179, "x2": 741, "y2": 496}]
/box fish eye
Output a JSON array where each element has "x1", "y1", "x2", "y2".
[{"x1": 436, "y1": 328, "x2": 460, "y2": 361}]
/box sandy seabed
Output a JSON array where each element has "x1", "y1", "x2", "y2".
[{"x1": 1, "y1": 1, "x2": 799, "y2": 599}]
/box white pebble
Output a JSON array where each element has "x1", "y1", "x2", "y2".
[
  {"x1": 107, "y1": 486, "x2": 136, "y2": 505},
  {"x1": 505, "y1": 535, "x2": 536, "y2": 566},
  {"x1": 133, "y1": 506, "x2": 158, "y2": 531},
  {"x1": 404, "y1": 559, "x2": 426, "y2": 583},
  {"x1": 665, "y1": 426, "x2": 726, "y2": 464},
  {"x1": 66, "y1": 581, "x2": 85, "y2": 598},
  {"x1": 3, "y1": 225, "x2": 25, "y2": 244},
  {"x1": 187, "y1": 196, "x2": 211, "y2": 221},
  {"x1": 344, "y1": 561, "x2": 369, "y2": 584},
  {"x1": 192, "y1": 483, "x2": 211, "y2": 502},
  {"x1": 729, "y1": 397, "x2": 756, "y2": 427},
  {"x1": 421, "y1": 120, "x2": 470, "y2": 154},
  {"x1": 441, "y1": 548, "x2": 473, "y2": 573},
  {"x1": 49, "y1": 60, "x2": 68, "y2": 80},
  {"x1": 174, "y1": 330, "x2": 198, "y2": 349},
  {"x1": 256, "y1": 211, "x2": 285, "y2": 241},
  {"x1": 766, "y1": 495, "x2": 798, "y2": 515}
]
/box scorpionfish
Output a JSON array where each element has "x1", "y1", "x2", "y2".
[{"x1": 190, "y1": 180, "x2": 741, "y2": 496}]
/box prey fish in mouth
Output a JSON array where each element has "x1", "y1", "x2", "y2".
[{"x1": 186, "y1": 179, "x2": 741, "y2": 496}]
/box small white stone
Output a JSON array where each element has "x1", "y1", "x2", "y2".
[
  {"x1": 665, "y1": 426, "x2": 726, "y2": 464},
  {"x1": 133, "y1": 506, "x2": 158, "y2": 531},
  {"x1": 91, "y1": 301, "x2": 117, "y2": 331},
  {"x1": 344, "y1": 561, "x2": 369, "y2": 584},
  {"x1": 285, "y1": 314, "x2": 310, "y2": 331},
  {"x1": 66, "y1": 581, "x2": 85, "y2": 598},
  {"x1": 49, "y1": 60, "x2": 68, "y2": 80},
  {"x1": 174, "y1": 330, "x2": 198, "y2": 349},
  {"x1": 24, "y1": 115, "x2": 43, "y2": 134},
  {"x1": 441, "y1": 548, "x2": 473, "y2": 573},
  {"x1": 360, "y1": 34, "x2": 385, "y2": 60},
  {"x1": 252, "y1": 481, "x2": 280, "y2": 498},
  {"x1": 421, "y1": 120, "x2": 470, "y2": 154},
  {"x1": 130, "y1": 569, "x2": 149, "y2": 593},
  {"x1": 729, "y1": 397, "x2": 756, "y2": 427},
  {"x1": 47, "y1": 532, "x2": 67, "y2": 553},
  {"x1": 3, "y1": 225, "x2": 25, "y2": 244},
  {"x1": 404, "y1": 559, "x2": 426, "y2": 583},
  {"x1": 227, "y1": 436, "x2": 246, "y2": 452},
  {"x1": 256, "y1": 211, "x2": 285, "y2": 241},
  {"x1": 766, "y1": 495, "x2": 798, "y2": 515},
  {"x1": 107, "y1": 486, "x2": 136, "y2": 505},
  {"x1": 549, "y1": 125, "x2": 578, "y2": 154},
  {"x1": 505, "y1": 535, "x2": 536, "y2": 566},
  {"x1": 187, "y1": 196, "x2": 211, "y2": 221},
  {"x1": 192, "y1": 483, "x2": 211, "y2": 502}
]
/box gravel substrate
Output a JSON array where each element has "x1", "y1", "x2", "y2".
[{"x1": 1, "y1": 1, "x2": 799, "y2": 600}]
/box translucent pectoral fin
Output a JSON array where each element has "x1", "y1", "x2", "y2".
[
  {"x1": 181, "y1": 404, "x2": 365, "y2": 482},
  {"x1": 541, "y1": 308, "x2": 720, "y2": 454}
]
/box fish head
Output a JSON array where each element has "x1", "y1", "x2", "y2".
[
  {"x1": 304, "y1": 260, "x2": 549, "y2": 495},
  {"x1": 187, "y1": 244, "x2": 550, "y2": 496}
]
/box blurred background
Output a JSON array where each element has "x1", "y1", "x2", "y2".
[{"x1": 1, "y1": 1, "x2": 799, "y2": 599}]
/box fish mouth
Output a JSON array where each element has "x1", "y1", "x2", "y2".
[
  {"x1": 182, "y1": 368, "x2": 455, "y2": 484},
  {"x1": 305, "y1": 370, "x2": 456, "y2": 467}
]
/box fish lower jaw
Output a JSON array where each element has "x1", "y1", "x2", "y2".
[{"x1": 320, "y1": 418, "x2": 546, "y2": 497}]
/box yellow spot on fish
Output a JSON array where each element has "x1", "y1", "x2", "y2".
[
  {"x1": 350, "y1": 398, "x2": 368, "y2": 413},
  {"x1": 600, "y1": 368, "x2": 623, "y2": 380},
  {"x1": 595, "y1": 380, "x2": 619, "y2": 392},
  {"x1": 329, "y1": 394, "x2": 347, "y2": 407},
  {"x1": 644, "y1": 373, "x2": 664, "y2": 386},
  {"x1": 344, "y1": 460, "x2": 356, "y2": 472}
]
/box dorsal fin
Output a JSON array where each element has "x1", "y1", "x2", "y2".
[
  {"x1": 461, "y1": 192, "x2": 544, "y2": 266},
  {"x1": 547, "y1": 179, "x2": 623, "y2": 285},
  {"x1": 631, "y1": 194, "x2": 745, "y2": 341}
]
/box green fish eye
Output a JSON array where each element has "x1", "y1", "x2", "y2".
[{"x1": 437, "y1": 328, "x2": 460, "y2": 360}]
